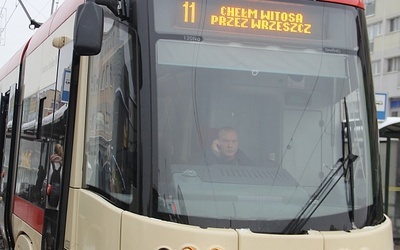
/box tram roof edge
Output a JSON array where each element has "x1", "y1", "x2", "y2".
[
  {"x1": 318, "y1": 0, "x2": 364, "y2": 9},
  {"x1": 26, "y1": 0, "x2": 85, "y2": 56}
]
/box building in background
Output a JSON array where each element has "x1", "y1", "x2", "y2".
[
  {"x1": 367, "y1": 0, "x2": 400, "y2": 242},
  {"x1": 366, "y1": 0, "x2": 400, "y2": 117}
]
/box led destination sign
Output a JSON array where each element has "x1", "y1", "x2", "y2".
[
  {"x1": 176, "y1": 0, "x2": 322, "y2": 39},
  {"x1": 184, "y1": 2, "x2": 311, "y2": 34}
]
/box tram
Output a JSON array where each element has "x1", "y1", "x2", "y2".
[{"x1": 0, "y1": 0, "x2": 394, "y2": 249}]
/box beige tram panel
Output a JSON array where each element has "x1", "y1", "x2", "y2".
[{"x1": 118, "y1": 209, "x2": 394, "y2": 250}]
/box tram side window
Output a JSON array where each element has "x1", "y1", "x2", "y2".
[
  {"x1": 0, "y1": 89, "x2": 14, "y2": 202},
  {"x1": 84, "y1": 21, "x2": 138, "y2": 207},
  {"x1": 15, "y1": 86, "x2": 67, "y2": 208},
  {"x1": 0, "y1": 133, "x2": 11, "y2": 198}
]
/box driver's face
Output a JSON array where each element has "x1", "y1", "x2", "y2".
[{"x1": 218, "y1": 130, "x2": 238, "y2": 160}]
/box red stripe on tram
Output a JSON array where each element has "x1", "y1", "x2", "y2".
[{"x1": 13, "y1": 196, "x2": 44, "y2": 234}]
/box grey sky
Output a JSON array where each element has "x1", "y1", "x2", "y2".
[{"x1": 0, "y1": 0, "x2": 65, "y2": 69}]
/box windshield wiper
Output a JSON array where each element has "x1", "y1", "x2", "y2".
[
  {"x1": 342, "y1": 97, "x2": 358, "y2": 229},
  {"x1": 283, "y1": 97, "x2": 358, "y2": 234}
]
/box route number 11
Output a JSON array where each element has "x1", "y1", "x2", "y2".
[{"x1": 183, "y1": 1, "x2": 196, "y2": 23}]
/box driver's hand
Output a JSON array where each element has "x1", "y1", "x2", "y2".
[{"x1": 211, "y1": 139, "x2": 221, "y2": 157}]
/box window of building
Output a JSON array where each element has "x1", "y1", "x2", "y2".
[
  {"x1": 391, "y1": 98, "x2": 400, "y2": 108},
  {"x1": 365, "y1": 0, "x2": 376, "y2": 16},
  {"x1": 371, "y1": 61, "x2": 381, "y2": 75},
  {"x1": 367, "y1": 22, "x2": 382, "y2": 52},
  {"x1": 389, "y1": 16, "x2": 400, "y2": 32},
  {"x1": 391, "y1": 98, "x2": 400, "y2": 117},
  {"x1": 388, "y1": 57, "x2": 400, "y2": 72}
]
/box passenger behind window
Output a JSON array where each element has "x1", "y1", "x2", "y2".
[
  {"x1": 47, "y1": 143, "x2": 63, "y2": 209},
  {"x1": 99, "y1": 145, "x2": 126, "y2": 195},
  {"x1": 30, "y1": 164, "x2": 46, "y2": 206},
  {"x1": 193, "y1": 126, "x2": 255, "y2": 166},
  {"x1": 43, "y1": 143, "x2": 63, "y2": 249}
]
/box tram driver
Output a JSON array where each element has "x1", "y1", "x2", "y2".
[{"x1": 200, "y1": 126, "x2": 255, "y2": 166}]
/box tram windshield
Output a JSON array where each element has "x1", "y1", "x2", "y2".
[{"x1": 152, "y1": 0, "x2": 373, "y2": 232}]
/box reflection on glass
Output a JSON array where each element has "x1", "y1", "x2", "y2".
[{"x1": 84, "y1": 17, "x2": 137, "y2": 206}]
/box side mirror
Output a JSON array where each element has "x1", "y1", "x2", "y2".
[{"x1": 73, "y1": 1, "x2": 104, "y2": 55}]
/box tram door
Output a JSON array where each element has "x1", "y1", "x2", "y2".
[
  {"x1": 10, "y1": 41, "x2": 73, "y2": 250},
  {"x1": 0, "y1": 84, "x2": 17, "y2": 249},
  {"x1": 39, "y1": 41, "x2": 73, "y2": 250}
]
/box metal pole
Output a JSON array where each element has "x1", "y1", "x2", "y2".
[
  {"x1": 51, "y1": 0, "x2": 55, "y2": 15},
  {"x1": 17, "y1": 0, "x2": 41, "y2": 29},
  {"x1": 385, "y1": 137, "x2": 391, "y2": 214}
]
